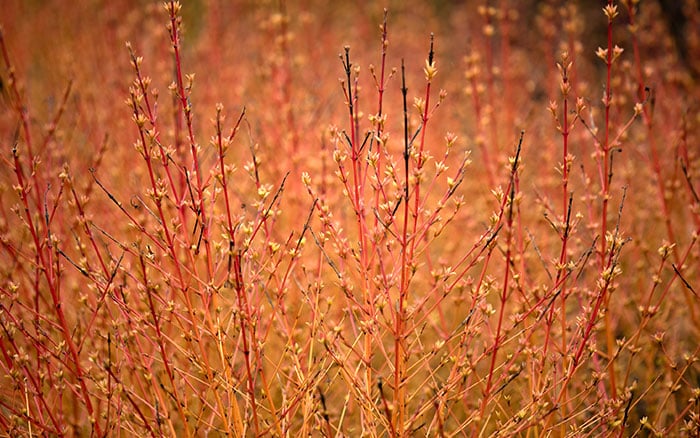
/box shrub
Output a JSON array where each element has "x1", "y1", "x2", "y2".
[{"x1": 0, "y1": 0, "x2": 698, "y2": 436}]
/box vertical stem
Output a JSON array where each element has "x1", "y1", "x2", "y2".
[
  {"x1": 479, "y1": 133, "x2": 522, "y2": 422},
  {"x1": 396, "y1": 58, "x2": 410, "y2": 437},
  {"x1": 601, "y1": 0, "x2": 618, "y2": 400},
  {"x1": 341, "y1": 45, "x2": 375, "y2": 431},
  {"x1": 556, "y1": 52, "x2": 574, "y2": 423},
  {"x1": 233, "y1": 252, "x2": 261, "y2": 435}
]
